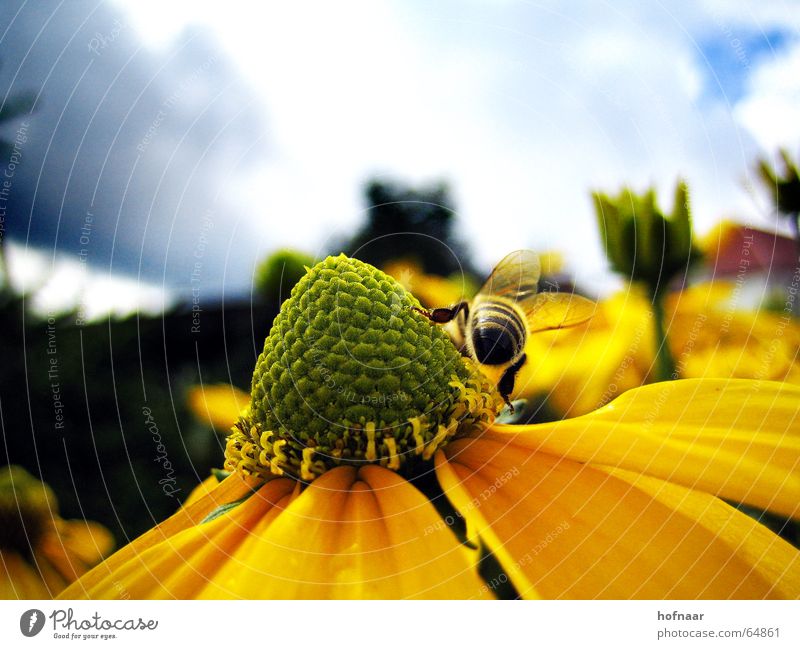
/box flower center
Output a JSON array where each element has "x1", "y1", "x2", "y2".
[{"x1": 225, "y1": 254, "x2": 502, "y2": 481}]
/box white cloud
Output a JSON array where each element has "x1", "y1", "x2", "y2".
[
  {"x1": 735, "y1": 41, "x2": 800, "y2": 150},
  {"x1": 700, "y1": 0, "x2": 800, "y2": 33},
  {"x1": 114, "y1": 0, "x2": 798, "y2": 296},
  {"x1": 4, "y1": 243, "x2": 172, "y2": 321}
]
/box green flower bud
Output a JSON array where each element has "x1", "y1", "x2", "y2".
[
  {"x1": 593, "y1": 180, "x2": 701, "y2": 296},
  {"x1": 226, "y1": 254, "x2": 501, "y2": 481}
]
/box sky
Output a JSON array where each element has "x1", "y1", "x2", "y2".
[{"x1": 2, "y1": 0, "x2": 799, "y2": 315}]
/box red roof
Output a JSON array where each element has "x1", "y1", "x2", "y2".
[{"x1": 707, "y1": 224, "x2": 798, "y2": 276}]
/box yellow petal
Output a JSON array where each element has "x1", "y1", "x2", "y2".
[
  {"x1": 1, "y1": 549, "x2": 51, "y2": 599},
  {"x1": 488, "y1": 379, "x2": 800, "y2": 518},
  {"x1": 59, "y1": 473, "x2": 262, "y2": 598},
  {"x1": 56, "y1": 520, "x2": 115, "y2": 566},
  {"x1": 203, "y1": 466, "x2": 489, "y2": 599},
  {"x1": 187, "y1": 384, "x2": 250, "y2": 431},
  {"x1": 181, "y1": 474, "x2": 221, "y2": 509},
  {"x1": 597, "y1": 467, "x2": 800, "y2": 598},
  {"x1": 73, "y1": 478, "x2": 296, "y2": 599},
  {"x1": 31, "y1": 550, "x2": 70, "y2": 595},
  {"x1": 436, "y1": 437, "x2": 796, "y2": 598}
]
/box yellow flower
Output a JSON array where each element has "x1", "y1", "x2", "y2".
[
  {"x1": 59, "y1": 256, "x2": 800, "y2": 599},
  {"x1": 512, "y1": 282, "x2": 800, "y2": 418},
  {"x1": 383, "y1": 253, "x2": 562, "y2": 311},
  {"x1": 187, "y1": 384, "x2": 250, "y2": 432},
  {"x1": 383, "y1": 259, "x2": 474, "y2": 309},
  {"x1": 669, "y1": 282, "x2": 800, "y2": 383},
  {"x1": 1, "y1": 466, "x2": 114, "y2": 599}
]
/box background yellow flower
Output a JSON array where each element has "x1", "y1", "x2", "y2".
[
  {"x1": 1, "y1": 466, "x2": 114, "y2": 599},
  {"x1": 510, "y1": 282, "x2": 800, "y2": 418}
]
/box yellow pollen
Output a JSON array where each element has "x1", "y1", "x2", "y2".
[
  {"x1": 300, "y1": 448, "x2": 316, "y2": 481},
  {"x1": 365, "y1": 423, "x2": 378, "y2": 462},
  {"x1": 423, "y1": 424, "x2": 451, "y2": 461},
  {"x1": 384, "y1": 437, "x2": 400, "y2": 470},
  {"x1": 409, "y1": 417, "x2": 426, "y2": 455},
  {"x1": 270, "y1": 440, "x2": 287, "y2": 476},
  {"x1": 449, "y1": 378, "x2": 467, "y2": 399},
  {"x1": 259, "y1": 428, "x2": 272, "y2": 446}
]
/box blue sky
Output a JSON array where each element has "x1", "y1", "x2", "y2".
[
  {"x1": 3, "y1": 1, "x2": 800, "y2": 315},
  {"x1": 697, "y1": 27, "x2": 792, "y2": 102}
]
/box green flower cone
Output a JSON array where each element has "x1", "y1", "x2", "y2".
[{"x1": 226, "y1": 254, "x2": 502, "y2": 481}]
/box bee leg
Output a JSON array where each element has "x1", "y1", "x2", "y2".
[
  {"x1": 498, "y1": 353, "x2": 527, "y2": 413},
  {"x1": 412, "y1": 301, "x2": 469, "y2": 324}
]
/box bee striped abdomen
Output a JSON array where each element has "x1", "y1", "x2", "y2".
[{"x1": 469, "y1": 299, "x2": 527, "y2": 365}]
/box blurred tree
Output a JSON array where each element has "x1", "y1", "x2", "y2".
[
  {"x1": 0, "y1": 293, "x2": 272, "y2": 545},
  {"x1": 0, "y1": 87, "x2": 36, "y2": 288},
  {"x1": 0, "y1": 90, "x2": 35, "y2": 159},
  {"x1": 341, "y1": 178, "x2": 475, "y2": 277}
]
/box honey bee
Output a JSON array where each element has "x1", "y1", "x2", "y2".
[{"x1": 414, "y1": 250, "x2": 596, "y2": 409}]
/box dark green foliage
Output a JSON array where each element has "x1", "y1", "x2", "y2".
[
  {"x1": 758, "y1": 149, "x2": 800, "y2": 241},
  {"x1": 0, "y1": 290, "x2": 275, "y2": 545},
  {"x1": 254, "y1": 248, "x2": 316, "y2": 305},
  {"x1": 341, "y1": 178, "x2": 476, "y2": 277}
]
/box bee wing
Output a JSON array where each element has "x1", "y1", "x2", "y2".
[
  {"x1": 523, "y1": 292, "x2": 597, "y2": 333},
  {"x1": 477, "y1": 250, "x2": 541, "y2": 302}
]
